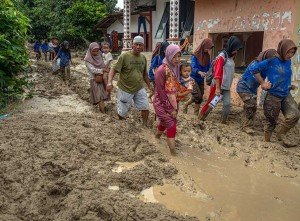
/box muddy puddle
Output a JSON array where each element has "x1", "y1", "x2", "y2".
[{"x1": 141, "y1": 131, "x2": 300, "y2": 220}]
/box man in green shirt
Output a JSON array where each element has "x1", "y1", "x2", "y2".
[{"x1": 107, "y1": 36, "x2": 151, "y2": 125}]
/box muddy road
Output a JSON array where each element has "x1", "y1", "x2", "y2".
[{"x1": 1, "y1": 56, "x2": 300, "y2": 221}]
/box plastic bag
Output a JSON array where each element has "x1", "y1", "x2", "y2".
[
  {"x1": 259, "y1": 90, "x2": 267, "y2": 107},
  {"x1": 52, "y1": 58, "x2": 60, "y2": 72}
]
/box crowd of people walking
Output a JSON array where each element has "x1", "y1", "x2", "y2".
[
  {"x1": 34, "y1": 38, "x2": 73, "y2": 85},
  {"x1": 83, "y1": 35, "x2": 299, "y2": 155}
]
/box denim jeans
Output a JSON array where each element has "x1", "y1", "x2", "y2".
[{"x1": 138, "y1": 16, "x2": 147, "y2": 34}]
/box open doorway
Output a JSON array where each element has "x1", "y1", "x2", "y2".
[{"x1": 209, "y1": 31, "x2": 264, "y2": 72}]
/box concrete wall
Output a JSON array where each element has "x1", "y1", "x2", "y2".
[
  {"x1": 194, "y1": 0, "x2": 296, "y2": 48},
  {"x1": 291, "y1": 0, "x2": 300, "y2": 102},
  {"x1": 194, "y1": 0, "x2": 300, "y2": 105}
]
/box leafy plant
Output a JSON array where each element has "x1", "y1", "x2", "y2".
[
  {"x1": 0, "y1": 0, "x2": 31, "y2": 111},
  {"x1": 15, "y1": 0, "x2": 117, "y2": 45},
  {"x1": 66, "y1": 0, "x2": 107, "y2": 43}
]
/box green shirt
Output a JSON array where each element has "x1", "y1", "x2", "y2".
[{"x1": 113, "y1": 51, "x2": 147, "y2": 94}]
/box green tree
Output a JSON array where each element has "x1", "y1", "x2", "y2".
[
  {"x1": 96, "y1": 0, "x2": 117, "y2": 13},
  {"x1": 0, "y1": 0, "x2": 31, "y2": 111},
  {"x1": 66, "y1": 0, "x2": 107, "y2": 44},
  {"x1": 15, "y1": 0, "x2": 117, "y2": 44}
]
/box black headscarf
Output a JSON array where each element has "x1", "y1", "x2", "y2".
[
  {"x1": 158, "y1": 41, "x2": 169, "y2": 60},
  {"x1": 224, "y1": 36, "x2": 243, "y2": 57}
]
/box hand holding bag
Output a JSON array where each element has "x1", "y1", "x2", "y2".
[{"x1": 95, "y1": 74, "x2": 103, "y2": 83}]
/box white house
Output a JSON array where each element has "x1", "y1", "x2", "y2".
[{"x1": 94, "y1": 0, "x2": 195, "y2": 52}]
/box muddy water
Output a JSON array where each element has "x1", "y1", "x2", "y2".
[{"x1": 142, "y1": 134, "x2": 300, "y2": 220}]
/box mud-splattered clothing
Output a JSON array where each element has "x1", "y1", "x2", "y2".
[
  {"x1": 249, "y1": 58, "x2": 292, "y2": 97},
  {"x1": 238, "y1": 92, "x2": 257, "y2": 124},
  {"x1": 236, "y1": 61, "x2": 262, "y2": 125},
  {"x1": 180, "y1": 76, "x2": 194, "y2": 89},
  {"x1": 191, "y1": 55, "x2": 210, "y2": 83},
  {"x1": 191, "y1": 82, "x2": 205, "y2": 104},
  {"x1": 57, "y1": 49, "x2": 71, "y2": 67},
  {"x1": 263, "y1": 93, "x2": 300, "y2": 132},
  {"x1": 85, "y1": 61, "x2": 109, "y2": 104},
  {"x1": 214, "y1": 52, "x2": 235, "y2": 90},
  {"x1": 200, "y1": 52, "x2": 234, "y2": 118},
  {"x1": 190, "y1": 55, "x2": 209, "y2": 105},
  {"x1": 153, "y1": 65, "x2": 176, "y2": 128},
  {"x1": 237, "y1": 60, "x2": 267, "y2": 95}
]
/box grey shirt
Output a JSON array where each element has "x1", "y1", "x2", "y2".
[{"x1": 219, "y1": 52, "x2": 235, "y2": 90}]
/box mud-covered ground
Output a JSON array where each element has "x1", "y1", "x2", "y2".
[{"x1": 1, "y1": 54, "x2": 300, "y2": 221}]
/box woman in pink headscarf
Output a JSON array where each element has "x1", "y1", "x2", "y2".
[
  {"x1": 153, "y1": 44, "x2": 189, "y2": 155},
  {"x1": 84, "y1": 42, "x2": 110, "y2": 113}
]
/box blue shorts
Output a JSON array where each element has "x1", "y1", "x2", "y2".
[{"x1": 117, "y1": 88, "x2": 149, "y2": 117}]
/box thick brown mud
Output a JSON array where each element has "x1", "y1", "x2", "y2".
[{"x1": 1, "y1": 56, "x2": 300, "y2": 221}]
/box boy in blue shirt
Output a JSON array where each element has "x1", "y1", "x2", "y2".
[
  {"x1": 54, "y1": 41, "x2": 73, "y2": 85},
  {"x1": 41, "y1": 40, "x2": 48, "y2": 61},
  {"x1": 33, "y1": 41, "x2": 41, "y2": 60}
]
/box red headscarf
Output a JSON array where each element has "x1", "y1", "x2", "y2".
[
  {"x1": 193, "y1": 38, "x2": 214, "y2": 67},
  {"x1": 151, "y1": 42, "x2": 161, "y2": 60},
  {"x1": 277, "y1": 39, "x2": 297, "y2": 61},
  {"x1": 257, "y1": 49, "x2": 277, "y2": 62}
]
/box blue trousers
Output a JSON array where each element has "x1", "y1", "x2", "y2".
[{"x1": 138, "y1": 16, "x2": 147, "y2": 34}]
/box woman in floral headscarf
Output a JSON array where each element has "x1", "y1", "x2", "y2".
[{"x1": 153, "y1": 44, "x2": 191, "y2": 155}]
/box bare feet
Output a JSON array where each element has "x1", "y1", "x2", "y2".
[
  {"x1": 155, "y1": 131, "x2": 163, "y2": 139},
  {"x1": 182, "y1": 105, "x2": 188, "y2": 114},
  {"x1": 169, "y1": 147, "x2": 177, "y2": 156}
]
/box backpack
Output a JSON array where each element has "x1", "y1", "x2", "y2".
[{"x1": 206, "y1": 50, "x2": 228, "y2": 86}]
